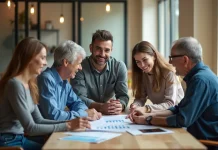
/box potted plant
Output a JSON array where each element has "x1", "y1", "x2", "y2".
[{"x1": 10, "y1": 11, "x2": 32, "y2": 29}]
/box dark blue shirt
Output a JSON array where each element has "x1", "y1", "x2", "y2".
[
  {"x1": 167, "y1": 62, "x2": 218, "y2": 140},
  {"x1": 38, "y1": 67, "x2": 88, "y2": 121}
]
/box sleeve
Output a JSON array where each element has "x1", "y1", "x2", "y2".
[
  {"x1": 114, "y1": 61, "x2": 129, "y2": 110},
  {"x1": 149, "y1": 72, "x2": 184, "y2": 111},
  {"x1": 166, "y1": 78, "x2": 210, "y2": 127},
  {"x1": 132, "y1": 98, "x2": 147, "y2": 106},
  {"x1": 7, "y1": 81, "x2": 67, "y2": 136},
  {"x1": 66, "y1": 83, "x2": 88, "y2": 117},
  {"x1": 71, "y1": 70, "x2": 95, "y2": 107},
  {"x1": 38, "y1": 75, "x2": 87, "y2": 121},
  {"x1": 33, "y1": 106, "x2": 65, "y2": 124},
  {"x1": 132, "y1": 83, "x2": 148, "y2": 106}
]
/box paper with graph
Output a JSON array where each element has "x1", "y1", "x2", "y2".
[{"x1": 89, "y1": 115, "x2": 167, "y2": 133}]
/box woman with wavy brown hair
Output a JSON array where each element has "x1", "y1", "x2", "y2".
[
  {"x1": 129, "y1": 41, "x2": 184, "y2": 113},
  {"x1": 0, "y1": 37, "x2": 90, "y2": 150}
]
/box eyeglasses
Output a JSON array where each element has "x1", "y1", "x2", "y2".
[{"x1": 168, "y1": 55, "x2": 185, "y2": 61}]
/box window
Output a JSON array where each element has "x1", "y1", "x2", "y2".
[{"x1": 158, "y1": 0, "x2": 179, "y2": 58}]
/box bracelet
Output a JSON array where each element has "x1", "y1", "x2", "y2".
[{"x1": 145, "y1": 105, "x2": 151, "y2": 113}]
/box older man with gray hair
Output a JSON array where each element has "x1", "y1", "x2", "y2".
[
  {"x1": 38, "y1": 40, "x2": 101, "y2": 121},
  {"x1": 128, "y1": 37, "x2": 218, "y2": 149}
]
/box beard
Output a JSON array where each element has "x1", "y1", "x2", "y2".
[{"x1": 91, "y1": 55, "x2": 109, "y2": 65}]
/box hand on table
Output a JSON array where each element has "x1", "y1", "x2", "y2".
[
  {"x1": 127, "y1": 109, "x2": 153, "y2": 125},
  {"x1": 66, "y1": 117, "x2": 91, "y2": 131},
  {"x1": 86, "y1": 108, "x2": 102, "y2": 121}
]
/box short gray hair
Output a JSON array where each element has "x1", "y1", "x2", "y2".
[
  {"x1": 172, "y1": 37, "x2": 202, "y2": 63},
  {"x1": 53, "y1": 40, "x2": 86, "y2": 67}
]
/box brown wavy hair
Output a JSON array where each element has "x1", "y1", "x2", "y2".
[
  {"x1": 0, "y1": 37, "x2": 46, "y2": 104},
  {"x1": 132, "y1": 41, "x2": 175, "y2": 98}
]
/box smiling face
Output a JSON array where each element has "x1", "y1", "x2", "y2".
[
  {"x1": 65, "y1": 54, "x2": 83, "y2": 79},
  {"x1": 90, "y1": 39, "x2": 112, "y2": 69},
  {"x1": 134, "y1": 52, "x2": 155, "y2": 73},
  {"x1": 28, "y1": 47, "x2": 47, "y2": 76}
]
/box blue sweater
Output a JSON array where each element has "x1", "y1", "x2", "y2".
[{"x1": 167, "y1": 62, "x2": 218, "y2": 140}]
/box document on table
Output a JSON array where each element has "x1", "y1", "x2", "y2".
[
  {"x1": 60, "y1": 131, "x2": 121, "y2": 143},
  {"x1": 89, "y1": 115, "x2": 173, "y2": 135}
]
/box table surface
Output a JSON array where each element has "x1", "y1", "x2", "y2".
[
  {"x1": 42, "y1": 90, "x2": 206, "y2": 150},
  {"x1": 42, "y1": 127, "x2": 206, "y2": 150}
]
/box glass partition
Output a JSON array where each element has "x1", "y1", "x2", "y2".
[
  {"x1": 40, "y1": 3, "x2": 73, "y2": 67},
  {"x1": 80, "y1": 2, "x2": 126, "y2": 63},
  {"x1": 0, "y1": 2, "x2": 15, "y2": 72}
]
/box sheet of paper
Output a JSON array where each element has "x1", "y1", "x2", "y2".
[
  {"x1": 60, "y1": 131, "x2": 121, "y2": 143},
  {"x1": 89, "y1": 115, "x2": 167, "y2": 133},
  {"x1": 89, "y1": 115, "x2": 174, "y2": 135}
]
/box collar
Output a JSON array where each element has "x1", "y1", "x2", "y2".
[
  {"x1": 183, "y1": 62, "x2": 204, "y2": 83},
  {"x1": 88, "y1": 56, "x2": 110, "y2": 73},
  {"x1": 50, "y1": 66, "x2": 65, "y2": 84}
]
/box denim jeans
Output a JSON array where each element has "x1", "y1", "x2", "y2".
[{"x1": 0, "y1": 133, "x2": 42, "y2": 150}]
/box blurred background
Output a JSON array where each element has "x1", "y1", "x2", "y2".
[{"x1": 0, "y1": 0, "x2": 217, "y2": 76}]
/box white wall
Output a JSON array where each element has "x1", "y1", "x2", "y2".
[
  {"x1": 81, "y1": 3, "x2": 125, "y2": 63},
  {"x1": 127, "y1": 0, "x2": 142, "y2": 69},
  {"x1": 179, "y1": 0, "x2": 218, "y2": 73},
  {"x1": 194, "y1": 0, "x2": 213, "y2": 71}
]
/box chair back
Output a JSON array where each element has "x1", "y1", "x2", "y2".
[
  {"x1": 0, "y1": 147, "x2": 23, "y2": 150},
  {"x1": 199, "y1": 139, "x2": 218, "y2": 146}
]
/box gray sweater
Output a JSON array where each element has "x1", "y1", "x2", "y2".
[{"x1": 0, "y1": 78, "x2": 67, "y2": 136}]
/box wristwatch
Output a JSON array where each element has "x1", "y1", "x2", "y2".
[{"x1": 145, "y1": 116, "x2": 153, "y2": 125}]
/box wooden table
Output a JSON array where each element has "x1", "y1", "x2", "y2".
[
  {"x1": 43, "y1": 90, "x2": 205, "y2": 149},
  {"x1": 42, "y1": 128, "x2": 206, "y2": 150}
]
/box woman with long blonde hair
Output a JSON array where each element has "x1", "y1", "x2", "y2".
[
  {"x1": 0, "y1": 37, "x2": 90, "y2": 150},
  {"x1": 129, "y1": 41, "x2": 184, "y2": 113}
]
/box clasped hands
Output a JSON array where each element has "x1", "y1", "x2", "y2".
[
  {"x1": 127, "y1": 104, "x2": 151, "y2": 125},
  {"x1": 100, "y1": 99, "x2": 123, "y2": 115}
]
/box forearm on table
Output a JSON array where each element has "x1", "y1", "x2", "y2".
[
  {"x1": 151, "y1": 116, "x2": 168, "y2": 126},
  {"x1": 151, "y1": 109, "x2": 173, "y2": 117},
  {"x1": 149, "y1": 101, "x2": 174, "y2": 113},
  {"x1": 89, "y1": 102, "x2": 103, "y2": 112},
  {"x1": 119, "y1": 98, "x2": 129, "y2": 111}
]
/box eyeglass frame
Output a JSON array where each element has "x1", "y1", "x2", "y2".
[{"x1": 168, "y1": 55, "x2": 185, "y2": 61}]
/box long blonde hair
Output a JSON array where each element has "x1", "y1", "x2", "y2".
[
  {"x1": 0, "y1": 37, "x2": 46, "y2": 104},
  {"x1": 132, "y1": 41, "x2": 175, "y2": 98}
]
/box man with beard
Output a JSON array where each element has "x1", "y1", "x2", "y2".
[{"x1": 71, "y1": 30, "x2": 129, "y2": 115}]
